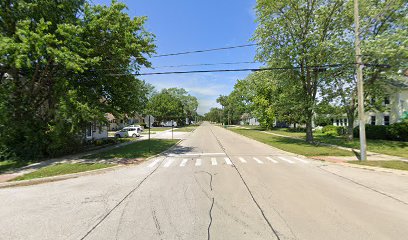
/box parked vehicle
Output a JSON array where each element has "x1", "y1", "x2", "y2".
[
  {"x1": 114, "y1": 127, "x2": 141, "y2": 138},
  {"x1": 127, "y1": 125, "x2": 143, "y2": 132}
]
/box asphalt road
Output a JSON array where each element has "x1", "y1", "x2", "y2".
[{"x1": 1, "y1": 122, "x2": 408, "y2": 240}]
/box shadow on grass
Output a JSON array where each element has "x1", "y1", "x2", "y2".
[{"x1": 0, "y1": 161, "x2": 31, "y2": 174}]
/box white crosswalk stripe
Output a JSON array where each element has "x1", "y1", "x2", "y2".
[
  {"x1": 195, "y1": 159, "x2": 202, "y2": 166},
  {"x1": 266, "y1": 157, "x2": 278, "y2": 163},
  {"x1": 147, "y1": 159, "x2": 160, "y2": 168},
  {"x1": 163, "y1": 158, "x2": 175, "y2": 167},
  {"x1": 224, "y1": 157, "x2": 232, "y2": 165},
  {"x1": 278, "y1": 156, "x2": 295, "y2": 164},
  {"x1": 238, "y1": 157, "x2": 247, "y2": 163},
  {"x1": 253, "y1": 157, "x2": 264, "y2": 164},
  {"x1": 293, "y1": 157, "x2": 309, "y2": 164},
  {"x1": 148, "y1": 154, "x2": 312, "y2": 169},
  {"x1": 180, "y1": 159, "x2": 188, "y2": 167}
]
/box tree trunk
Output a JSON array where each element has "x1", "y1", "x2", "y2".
[
  {"x1": 346, "y1": 110, "x2": 355, "y2": 141},
  {"x1": 305, "y1": 117, "x2": 314, "y2": 143}
]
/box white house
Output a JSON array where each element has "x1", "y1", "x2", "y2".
[{"x1": 333, "y1": 76, "x2": 408, "y2": 127}]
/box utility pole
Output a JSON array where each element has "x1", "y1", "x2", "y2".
[{"x1": 354, "y1": 0, "x2": 367, "y2": 161}]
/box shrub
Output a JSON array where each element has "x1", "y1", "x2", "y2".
[
  {"x1": 140, "y1": 123, "x2": 147, "y2": 129},
  {"x1": 388, "y1": 122, "x2": 408, "y2": 141},
  {"x1": 322, "y1": 125, "x2": 345, "y2": 136}
]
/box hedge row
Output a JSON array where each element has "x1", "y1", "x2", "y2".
[{"x1": 353, "y1": 122, "x2": 408, "y2": 141}]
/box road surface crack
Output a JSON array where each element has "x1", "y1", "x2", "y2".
[
  {"x1": 208, "y1": 197, "x2": 215, "y2": 240},
  {"x1": 194, "y1": 170, "x2": 215, "y2": 240},
  {"x1": 151, "y1": 209, "x2": 164, "y2": 238}
]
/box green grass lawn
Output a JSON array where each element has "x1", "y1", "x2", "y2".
[
  {"x1": 148, "y1": 127, "x2": 172, "y2": 131},
  {"x1": 229, "y1": 128, "x2": 354, "y2": 156},
  {"x1": 348, "y1": 160, "x2": 408, "y2": 171},
  {"x1": 85, "y1": 139, "x2": 179, "y2": 159},
  {"x1": 13, "y1": 163, "x2": 113, "y2": 181},
  {"x1": 265, "y1": 129, "x2": 408, "y2": 158}
]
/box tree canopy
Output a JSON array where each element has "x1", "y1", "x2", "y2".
[{"x1": 0, "y1": 0, "x2": 155, "y2": 160}]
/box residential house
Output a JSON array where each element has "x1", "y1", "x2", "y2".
[
  {"x1": 333, "y1": 76, "x2": 408, "y2": 127},
  {"x1": 85, "y1": 121, "x2": 108, "y2": 141}
]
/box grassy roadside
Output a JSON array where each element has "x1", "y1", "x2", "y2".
[
  {"x1": 348, "y1": 160, "x2": 408, "y2": 171},
  {"x1": 266, "y1": 129, "x2": 408, "y2": 158},
  {"x1": 84, "y1": 139, "x2": 179, "y2": 159},
  {"x1": 229, "y1": 128, "x2": 354, "y2": 156},
  {"x1": 10, "y1": 139, "x2": 179, "y2": 181},
  {"x1": 13, "y1": 163, "x2": 113, "y2": 181}
]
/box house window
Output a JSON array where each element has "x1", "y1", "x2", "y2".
[
  {"x1": 370, "y1": 116, "x2": 376, "y2": 126},
  {"x1": 384, "y1": 96, "x2": 390, "y2": 105},
  {"x1": 384, "y1": 116, "x2": 390, "y2": 126},
  {"x1": 340, "y1": 119, "x2": 343, "y2": 126},
  {"x1": 336, "y1": 119, "x2": 339, "y2": 126},
  {"x1": 344, "y1": 118, "x2": 348, "y2": 126}
]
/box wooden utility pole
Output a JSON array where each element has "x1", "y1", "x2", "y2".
[{"x1": 354, "y1": 0, "x2": 367, "y2": 160}]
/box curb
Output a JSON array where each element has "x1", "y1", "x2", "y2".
[{"x1": 0, "y1": 139, "x2": 183, "y2": 189}]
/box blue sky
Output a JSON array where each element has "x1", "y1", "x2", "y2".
[{"x1": 93, "y1": 0, "x2": 261, "y2": 114}]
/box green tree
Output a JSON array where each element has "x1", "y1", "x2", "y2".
[
  {"x1": 254, "y1": 0, "x2": 348, "y2": 142},
  {"x1": 146, "y1": 88, "x2": 198, "y2": 126},
  {"x1": 0, "y1": 0, "x2": 155, "y2": 160}
]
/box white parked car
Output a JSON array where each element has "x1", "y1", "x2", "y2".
[{"x1": 115, "y1": 127, "x2": 141, "y2": 138}]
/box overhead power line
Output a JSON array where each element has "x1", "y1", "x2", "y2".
[
  {"x1": 152, "y1": 44, "x2": 257, "y2": 58},
  {"x1": 90, "y1": 61, "x2": 259, "y2": 71},
  {"x1": 105, "y1": 63, "x2": 390, "y2": 76},
  {"x1": 153, "y1": 61, "x2": 258, "y2": 69}
]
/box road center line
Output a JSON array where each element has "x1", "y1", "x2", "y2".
[
  {"x1": 164, "y1": 158, "x2": 175, "y2": 167},
  {"x1": 180, "y1": 159, "x2": 188, "y2": 167},
  {"x1": 211, "y1": 158, "x2": 217, "y2": 165},
  {"x1": 278, "y1": 156, "x2": 295, "y2": 164},
  {"x1": 253, "y1": 157, "x2": 264, "y2": 164},
  {"x1": 147, "y1": 159, "x2": 160, "y2": 168},
  {"x1": 224, "y1": 157, "x2": 232, "y2": 165},
  {"x1": 266, "y1": 157, "x2": 278, "y2": 163}
]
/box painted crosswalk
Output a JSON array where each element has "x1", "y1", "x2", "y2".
[{"x1": 147, "y1": 155, "x2": 312, "y2": 169}]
